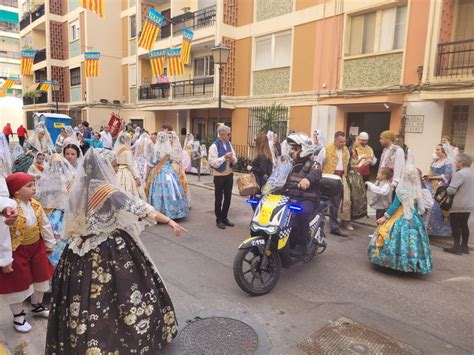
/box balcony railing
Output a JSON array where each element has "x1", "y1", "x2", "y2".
[
  {"x1": 23, "y1": 92, "x2": 47, "y2": 105},
  {"x1": 172, "y1": 77, "x2": 214, "y2": 97},
  {"x1": 0, "y1": 51, "x2": 21, "y2": 59},
  {"x1": 436, "y1": 39, "x2": 474, "y2": 78},
  {"x1": 33, "y1": 48, "x2": 46, "y2": 64},
  {"x1": 19, "y1": 3, "x2": 45, "y2": 30},
  {"x1": 139, "y1": 83, "x2": 170, "y2": 100},
  {"x1": 0, "y1": 21, "x2": 19, "y2": 33},
  {"x1": 172, "y1": 5, "x2": 216, "y2": 35}
]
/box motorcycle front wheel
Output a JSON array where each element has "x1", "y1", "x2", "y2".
[{"x1": 233, "y1": 247, "x2": 281, "y2": 296}]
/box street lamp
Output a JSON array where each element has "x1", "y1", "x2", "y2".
[
  {"x1": 52, "y1": 80, "x2": 60, "y2": 113},
  {"x1": 211, "y1": 43, "x2": 230, "y2": 121}
]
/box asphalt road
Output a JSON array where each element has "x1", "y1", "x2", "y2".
[{"x1": 1, "y1": 184, "x2": 473, "y2": 354}]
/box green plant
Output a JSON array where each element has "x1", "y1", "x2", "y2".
[
  {"x1": 254, "y1": 103, "x2": 286, "y2": 134},
  {"x1": 234, "y1": 156, "x2": 252, "y2": 173}
]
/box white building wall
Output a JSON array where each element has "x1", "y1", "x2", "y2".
[
  {"x1": 311, "y1": 105, "x2": 336, "y2": 144},
  {"x1": 405, "y1": 101, "x2": 445, "y2": 173}
]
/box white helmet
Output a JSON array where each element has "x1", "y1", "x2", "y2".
[{"x1": 287, "y1": 133, "x2": 317, "y2": 158}]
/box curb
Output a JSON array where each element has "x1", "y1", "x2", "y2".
[{"x1": 187, "y1": 181, "x2": 243, "y2": 197}]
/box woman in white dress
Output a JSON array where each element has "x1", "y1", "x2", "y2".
[
  {"x1": 115, "y1": 131, "x2": 145, "y2": 200},
  {"x1": 132, "y1": 132, "x2": 155, "y2": 182}
]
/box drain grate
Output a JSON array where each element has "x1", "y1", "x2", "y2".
[
  {"x1": 178, "y1": 317, "x2": 259, "y2": 355},
  {"x1": 298, "y1": 317, "x2": 418, "y2": 354}
]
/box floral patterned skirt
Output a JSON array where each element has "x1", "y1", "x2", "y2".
[{"x1": 46, "y1": 230, "x2": 178, "y2": 354}]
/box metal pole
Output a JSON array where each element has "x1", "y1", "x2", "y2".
[
  {"x1": 197, "y1": 157, "x2": 201, "y2": 182},
  {"x1": 55, "y1": 92, "x2": 59, "y2": 113},
  {"x1": 218, "y1": 64, "x2": 222, "y2": 120}
]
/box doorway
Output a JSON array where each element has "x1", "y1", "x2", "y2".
[{"x1": 346, "y1": 112, "x2": 391, "y2": 174}]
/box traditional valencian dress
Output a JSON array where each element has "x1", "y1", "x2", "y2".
[
  {"x1": 426, "y1": 156, "x2": 453, "y2": 237},
  {"x1": 146, "y1": 131, "x2": 190, "y2": 219},
  {"x1": 368, "y1": 165, "x2": 432, "y2": 274},
  {"x1": 115, "y1": 131, "x2": 146, "y2": 200},
  {"x1": 132, "y1": 132, "x2": 155, "y2": 182},
  {"x1": 46, "y1": 149, "x2": 178, "y2": 354},
  {"x1": 36, "y1": 153, "x2": 75, "y2": 267}
]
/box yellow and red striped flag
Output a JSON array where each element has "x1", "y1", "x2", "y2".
[
  {"x1": 81, "y1": 0, "x2": 104, "y2": 18},
  {"x1": 2, "y1": 79, "x2": 15, "y2": 90},
  {"x1": 138, "y1": 8, "x2": 163, "y2": 51},
  {"x1": 20, "y1": 50, "x2": 36, "y2": 75},
  {"x1": 149, "y1": 49, "x2": 166, "y2": 78},
  {"x1": 167, "y1": 48, "x2": 184, "y2": 76},
  {"x1": 40, "y1": 80, "x2": 52, "y2": 91},
  {"x1": 84, "y1": 52, "x2": 100, "y2": 77},
  {"x1": 0, "y1": 89, "x2": 5, "y2": 97},
  {"x1": 180, "y1": 29, "x2": 193, "y2": 65}
]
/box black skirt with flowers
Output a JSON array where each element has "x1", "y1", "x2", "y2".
[{"x1": 46, "y1": 229, "x2": 177, "y2": 354}]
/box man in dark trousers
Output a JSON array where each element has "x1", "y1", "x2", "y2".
[
  {"x1": 17, "y1": 125, "x2": 28, "y2": 147},
  {"x1": 209, "y1": 125, "x2": 237, "y2": 229}
]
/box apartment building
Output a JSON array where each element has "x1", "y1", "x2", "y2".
[
  {"x1": 18, "y1": 0, "x2": 122, "y2": 127},
  {"x1": 0, "y1": 0, "x2": 21, "y2": 97},
  {"x1": 17, "y1": 0, "x2": 474, "y2": 170}
]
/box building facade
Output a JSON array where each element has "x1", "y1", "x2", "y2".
[
  {"x1": 18, "y1": 0, "x2": 474, "y2": 170},
  {"x1": 1, "y1": 0, "x2": 21, "y2": 97}
]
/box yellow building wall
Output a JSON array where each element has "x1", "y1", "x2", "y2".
[
  {"x1": 231, "y1": 108, "x2": 249, "y2": 146},
  {"x1": 237, "y1": 0, "x2": 253, "y2": 26},
  {"x1": 295, "y1": 0, "x2": 324, "y2": 11},
  {"x1": 234, "y1": 37, "x2": 252, "y2": 96},
  {"x1": 292, "y1": 21, "x2": 317, "y2": 92},
  {"x1": 289, "y1": 106, "x2": 312, "y2": 134},
  {"x1": 122, "y1": 17, "x2": 128, "y2": 57},
  {"x1": 122, "y1": 64, "x2": 129, "y2": 102}
]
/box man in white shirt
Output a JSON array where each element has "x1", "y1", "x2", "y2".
[
  {"x1": 379, "y1": 131, "x2": 405, "y2": 188},
  {"x1": 208, "y1": 125, "x2": 237, "y2": 230},
  {"x1": 100, "y1": 125, "x2": 113, "y2": 150}
]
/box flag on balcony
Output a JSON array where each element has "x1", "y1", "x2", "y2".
[
  {"x1": 20, "y1": 50, "x2": 36, "y2": 75},
  {"x1": 84, "y1": 52, "x2": 100, "y2": 77},
  {"x1": 40, "y1": 80, "x2": 52, "y2": 91},
  {"x1": 81, "y1": 0, "x2": 104, "y2": 18},
  {"x1": 2, "y1": 79, "x2": 15, "y2": 90},
  {"x1": 149, "y1": 49, "x2": 166, "y2": 78},
  {"x1": 180, "y1": 28, "x2": 193, "y2": 65},
  {"x1": 138, "y1": 8, "x2": 164, "y2": 51},
  {"x1": 167, "y1": 48, "x2": 184, "y2": 76},
  {"x1": 0, "y1": 90, "x2": 5, "y2": 97}
]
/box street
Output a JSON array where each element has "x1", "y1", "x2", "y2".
[{"x1": 1, "y1": 181, "x2": 473, "y2": 354}]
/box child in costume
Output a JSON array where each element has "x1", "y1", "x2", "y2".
[
  {"x1": 27, "y1": 152, "x2": 48, "y2": 180},
  {"x1": 0, "y1": 172, "x2": 56, "y2": 333}
]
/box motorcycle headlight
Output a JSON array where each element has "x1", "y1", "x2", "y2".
[{"x1": 251, "y1": 223, "x2": 278, "y2": 234}]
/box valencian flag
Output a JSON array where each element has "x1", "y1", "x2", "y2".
[
  {"x1": 180, "y1": 29, "x2": 193, "y2": 65},
  {"x1": 2, "y1": 79, "x2": 15, "y2": 90},
  {"x1": 167, "y1": 48, "x2": 184, "y2": 76},
  {"x1": 81, "y1": 0, "x2": 104, "y2": 18},
  {"x1": 84, "y1": 52, "x2": 100, "y2": 77},
  {"x1": 138, "y1": 8, "x2": 163, "y2": 51},
  {"x1": 20, "y1": 50, "x2": 36, "y2": 75},
  {"x1": 149, "y1": 49, "x2": 166, "y2": 78},
  {"x1": 40, "y1": 80, "x2": 52, "y2": 91}
]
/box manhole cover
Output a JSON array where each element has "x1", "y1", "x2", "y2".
[
  {"x1": 178, "y1": 317, "x2": 259, "y2": 355},
  {"x1": 298, "y1": 317, "x2": 418, "y2": 354}
]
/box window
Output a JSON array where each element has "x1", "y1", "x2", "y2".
[
  {"x1": 70, "y1": 67, "x2": 81, "y2": 87},
  {"x1": 129, "y1": 64, "x2": 137, "y2": 87},
  {"x1": 254, "y1": 31, "x2": 292, "y2": 71},
  {"x1": 347, "y1": 6, "x2": 407, "y2": 56},
  {"x1": 450, "y1": 105, "x2": 469, "y2": 151},
  {"x1": 70, "y1": 20, "x2": 80, "y2": 42},
  {"x1": 193, "y1": 56, "x2": 214, "y2": 77},
  {"x1": 130, "y1": 15, "x2": 136, "y2": 39}
]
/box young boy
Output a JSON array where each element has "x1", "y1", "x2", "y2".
[
  {"x1": 0, "y1": 172, "x2": 55, "y2": 333},
  {"x1": 366, "y1": 167, "x2": 394, "y2": 220}
]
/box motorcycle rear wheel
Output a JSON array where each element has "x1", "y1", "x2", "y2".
[{"x1": 233, "y1": 247, "x2": 281, "y2": 296}]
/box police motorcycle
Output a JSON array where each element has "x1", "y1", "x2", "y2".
[{"x1": 233, "y1": 134, "x2": 329, "y2": 296}]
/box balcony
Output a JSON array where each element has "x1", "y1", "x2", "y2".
[
  {"x1": 436, "y1": 39, "x2": 474, "y2": 78},
  {"x1": 172, "y1": 5, "x2": 216, "y2": 35},
  {"x1": 0, "y1": 50, "x2": 20, "y2": 59},
  {"x1": 23, "y1": 91, "x2": 47, "y2": 105},
  {"x1": 0, "y1": 21, "x2": 19, "y2": 33},
  {"x1": 33, "y1": 48, "x2": 46, "y2": 64},
  {"x1": 172, "y1": 77, "x2": 214, "y2": 97},
  {"x1": 0, "y1": 0, "x2": 18, "y2": 6},
  {"x1": 139, "y1": 83, "x2": 170, "y2": 100},
  {"x1": 19, "y1": 3, "x2": 45, "y2": 30}
]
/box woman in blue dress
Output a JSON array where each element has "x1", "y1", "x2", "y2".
[
  {"x1": 368, "y1": 163, "x2": 432, "y2": 274},
  {"x1": 424, "y1": 144, "x2": 453, "y2": 237},
  {"x1": 145, "y1": 131, "x2": 189, "y2": 219}
]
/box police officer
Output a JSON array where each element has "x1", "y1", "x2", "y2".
[{"x1": 284, "y1": 133, "x2": 321, "y2": 253}]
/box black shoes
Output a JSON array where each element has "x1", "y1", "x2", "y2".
[
  {"x1": 223, "y1": 219, "x2": 234, "y2": 227},
  {"x1": 331, "y1": 229, "x2": 348, "y2": 237},
  {"x1": 443, "y1": 247, "x2": 462, "y2": 255},
  {"x1": 461, "y1": 246, "x2": 470, "y2": 255},
  {"x1": 216, "y1": 222, "x2": 226, "y2": 229}
]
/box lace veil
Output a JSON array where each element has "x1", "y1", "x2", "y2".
[
  {"x1": 132, "y1": 132, "x2": 154, "y2": 160},
  {"x1": 30, "y1": 121, "x2": 55, "y2": 153},
  {"x1": 36, "y1": 153, "x2": 75, "y2": 210},
  {"x1": 153, "y1": 131, "x2": 182, "y2": 163},
  {"x1": 395, "y1": 153, "x2": 425, "y2": 219},
  {"x1": 0, "y1": 133, "x2": 11, "y2": 177}
]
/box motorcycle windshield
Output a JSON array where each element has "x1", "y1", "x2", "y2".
[{"x1": 262, "y1": 161, "x2": 293, "y2": 195}]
